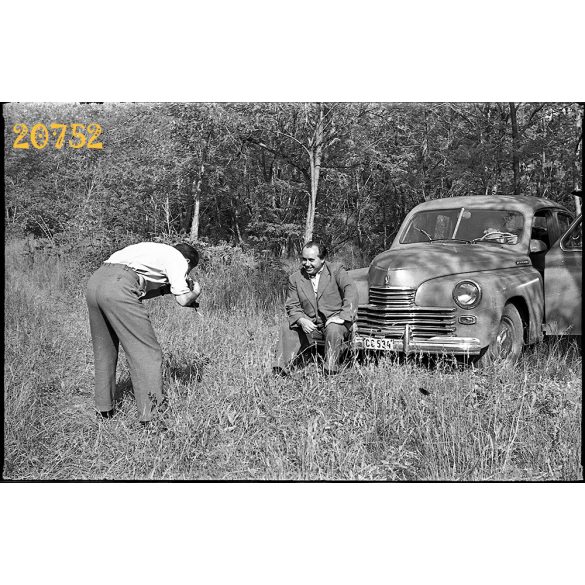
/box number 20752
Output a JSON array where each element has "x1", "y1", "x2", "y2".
[{"x1": 12, "y1": 123, "x2": 103, "y2": 150}]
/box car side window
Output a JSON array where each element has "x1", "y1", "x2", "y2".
[
  {"x1": 562, "y1": 217, "x2": 582, "y2": 250},
  {"x1": 531, "y1": 212, "x2": 551, "y2": 248},
  {"x1": 557, "y1": 212, "x2": 574, "y2": 241}
]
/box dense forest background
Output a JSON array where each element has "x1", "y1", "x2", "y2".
[{"x1": 4, "y1": 102, "x2": 583, "y2": 266}]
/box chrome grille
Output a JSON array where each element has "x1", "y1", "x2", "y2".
[
  {"x1": 368, "y1": 286, "x2": 415, "y2": 306},
  {"x1": 357, "y1": 286, "x2": 456, "y2": 340}
]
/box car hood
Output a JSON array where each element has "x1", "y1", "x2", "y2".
[{"x1": 368, "y1": 243, "x2": 530, "y2": 287}]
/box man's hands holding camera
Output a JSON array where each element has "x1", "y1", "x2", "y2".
[
  {"x1": 185, "y1": 276, "x2": 201, "y2": 308},
  {"x1": 186, "y1": 276, "x2": 201, "y2": 296},
  {"x1": 156, "y1": 275, "x2": 202, "y2": 309}
]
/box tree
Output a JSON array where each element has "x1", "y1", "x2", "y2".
[
  {"x1": 243, "y1": 102, "x2": 344, "y2": 244},
  {"x1": 509, "y1": 102, "x2": 521, "y2": 195},
  {"x1": 166, "y1": 104, "x2": 222, "y2": 241},
  {"x1": 5, "y1": 101, "x2": 582, "y2": 261}
]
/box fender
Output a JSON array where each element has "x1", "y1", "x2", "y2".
[
  {"x1": 347, "y1": 267, "x2": 370, "y2": 305},
  {"x1": 415, "y1": 266, "x2": 544, "y2": 348}
]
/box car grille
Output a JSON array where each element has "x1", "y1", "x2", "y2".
[{"x1": 357, "y1": 286, "x2": 456, "y2": 339}]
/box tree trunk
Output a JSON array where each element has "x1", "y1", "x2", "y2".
[
  {"x1": 189, "y1": 145, "x2": 208, "y2": 241},
  {"x1": 233, "y1": 206, "x2": 243, "y2": 245},
  {"x1": 304, "y1": 103, "x2": 325, "y2": 243},
  {"x1": 421, "y1": 107, "x2": 429, "y2": 201},
  {"x1": 573, "y1": 104, "x2": 583, "y2": 196},
  {"x1": 164, "y1": 195, "x2": 171, "y2": 236},
  {"x1": 189, "y1": 169, "x2": 203, "y2": 241},
  {"x1": 382, "y1": 191, "x2": 387, "y2": 250},
  {"x1": 574, "y1": 110, "x2": 582, "y2": 216},
  {"x1": 509, "y1": 102, "x2": 521, "y2": 195},
  {"x1": 355, "y1": 170, "x2": 363, "y2": 251}
]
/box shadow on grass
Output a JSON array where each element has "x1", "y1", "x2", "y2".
[
  {"x1": 540, "y1": 335, "x2": 582, "y2": 358},
  {"x1": 110, "y1": 356, "x2": 210, "y2": 412},
  {"x1": 114, "y1": 377, "x2": 135, "y2": 403},
  {"x1": 164, "y1": 355, "x2": 211, "y2": 384}
]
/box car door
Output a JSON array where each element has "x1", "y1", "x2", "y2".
[{"x1": 544, "y1": 215, "x2": 582, "y2": 335}]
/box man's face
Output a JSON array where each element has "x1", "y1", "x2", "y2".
[{"x1": 301, "y1": 246, "x2": 324, "y2": 276}]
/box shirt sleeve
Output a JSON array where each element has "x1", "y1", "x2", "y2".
[{"x1": 165, "y1": 255, "x2": 191, "y2": 295}]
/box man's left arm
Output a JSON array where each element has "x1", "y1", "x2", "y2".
[
  {"x1": 164, "y1": 257, "x2": 202, "y2": 308},
  {"x1": 141, "y1": 284, "x2": 172, "y2": 300},
  {"x1": 334, "y1": 267, "x2": 359, "y2": 323}
]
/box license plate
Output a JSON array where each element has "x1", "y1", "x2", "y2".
[{"x1": 359, "y1": 336, "x2": 396, "y2": 351}]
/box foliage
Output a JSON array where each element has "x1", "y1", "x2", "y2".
[{"x1": 4, "y1": 102, "x2": 583, "y2": 262}]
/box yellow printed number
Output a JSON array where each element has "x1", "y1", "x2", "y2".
[
  {"x1": 87, "y1": 123, "x2": 103, "y2": 149},
  {"x1": 30, "y1": 124, "x2": 49, "y2": 149},
  {"x1": 50, "y1": 123, "x2": 67, "y2": 149},
  {"x1": 13, "y1": 124, "x2": 30, "y2": 149},
  {"x1": 69, "y1": 123, "x2": 87, "y2": 149}
]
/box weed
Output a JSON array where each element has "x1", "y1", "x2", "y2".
[{"x1": 3, "y1": 240, "x2": 582, "y2": 480}]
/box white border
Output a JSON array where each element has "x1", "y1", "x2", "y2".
[{"x1": 2, "y1": 2, "x2": 584, "y2": 101}]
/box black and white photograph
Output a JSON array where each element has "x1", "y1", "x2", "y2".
[
  {"x1": 1, "y1": 2, "x2": 583, "y2": 583},
  {"x1": 4, "y1": 100, "x2": 582, "y2": 481}
]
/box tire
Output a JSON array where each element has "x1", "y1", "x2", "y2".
[{"x1": 475, "y1": 303, "x2": 524, "y2": 367}]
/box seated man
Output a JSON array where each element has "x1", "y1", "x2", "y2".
[{"x1": 273, "y1": 241, "x2": 358, "y2": 375}]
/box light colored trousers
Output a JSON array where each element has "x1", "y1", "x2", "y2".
[
  {"x1": 274, "y1": 320, "x2": 351, "y2": 372},
  {"x1": 86, "y1": 263, "x2": 163, "y2": 421}
]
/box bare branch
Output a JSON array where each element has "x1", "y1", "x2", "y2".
[
  {"x1": 448, "y1": 104, "x2": 475, "y2": 127},
  {"x1": 244, "y1": 136, "x2": 310, "y2": 181},
  {"x1": 526, "y1": 104, "x2": 545, "y2": 126},
  {"x1": 263, "y1": 127, "x2": 311, "y2": 156}
]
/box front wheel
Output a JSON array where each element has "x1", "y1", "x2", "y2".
[{"x1": 475, "y1": 303, "x2": 524, "y2": 367}]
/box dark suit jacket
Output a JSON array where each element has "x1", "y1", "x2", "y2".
[{"x1": 285, "y1": 261, "x2": 358, "y2": 328}]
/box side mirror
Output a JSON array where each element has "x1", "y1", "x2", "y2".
[{"x1": 529, "y1": 239, "x2": 548, "y2": 253}]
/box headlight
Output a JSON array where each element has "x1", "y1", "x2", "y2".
[{"x1": 452, "y1": 280, "x2": 482, "y2": 309}]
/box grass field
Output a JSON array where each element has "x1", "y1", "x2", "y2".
[{"x1": 3, "y1": 239, "x2": 582, "y2": 480}]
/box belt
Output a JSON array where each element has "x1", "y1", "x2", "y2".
[{"x1": 103, "y1": 263, "x2": 146, "y2": 288}]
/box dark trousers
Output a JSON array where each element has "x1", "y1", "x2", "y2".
[
  {"x1": 274, "y1": 320, "x2": 351, "y2": 372},
  {"x1": 86, "y1": 264, "x2": 163, "y2": 421}
]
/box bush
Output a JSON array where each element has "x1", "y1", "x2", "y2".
[{"x1": 196, "y1": 242, "x2": 288, "y2": 313}]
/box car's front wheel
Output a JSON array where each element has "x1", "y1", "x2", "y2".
[{"x1": 476, "y1": 303, "x2": 524, "y2": 367}]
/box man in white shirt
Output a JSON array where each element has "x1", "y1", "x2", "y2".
[{"x1": 86, "y1": 242, "x2": 201, "y2": 425}]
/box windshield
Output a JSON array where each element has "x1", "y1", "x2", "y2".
[{"x1": 400, "y1": 208, "x2": 525, "y2": 245}]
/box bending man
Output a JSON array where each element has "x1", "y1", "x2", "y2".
[
  {"x1": 274, "y1": 241, "x2": 358, "y2": 375},
  {"x1": 86, "y1": 242, "x2": 201, "y2": 424}
]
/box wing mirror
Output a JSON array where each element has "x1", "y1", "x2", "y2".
[{"x1": 529, "y1": 239, "x2": 548, "y2": 253}]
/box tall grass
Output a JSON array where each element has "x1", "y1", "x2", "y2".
[{"x1": 3, "y1": 239, "x2": 582, "y2": 480}]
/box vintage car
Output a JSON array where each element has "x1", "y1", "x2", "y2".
[{"x1": 349, "y1": 194, "x2": 582, "y2": 364}]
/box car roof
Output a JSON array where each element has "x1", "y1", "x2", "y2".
[{"x1": 411, "y1": 195, "x2": 570, "y2": 214}]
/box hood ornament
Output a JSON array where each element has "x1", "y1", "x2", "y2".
[{"x1": 384, "y1": 274, "x2": 390, "y2": 286}]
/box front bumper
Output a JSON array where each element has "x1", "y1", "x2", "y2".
[{"x1": 353, "y1": 327, "x2": 482, "y2": 356}]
